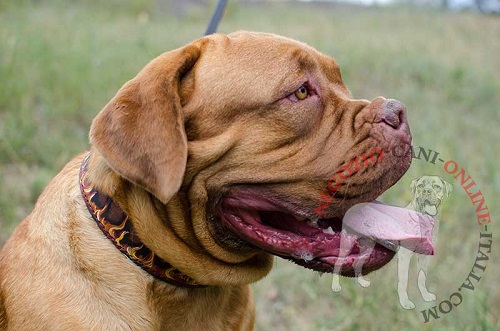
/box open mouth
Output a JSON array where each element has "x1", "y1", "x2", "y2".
[
  {"x1": 219, "y1": 192, "x2": 435, "y2": 276},
  {"x1": 421, "y1": 198, "x2": 439, "y2": 216}
]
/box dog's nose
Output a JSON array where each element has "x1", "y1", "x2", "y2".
[{"x1": 381, "y1": 99, "x2": 406, "y2": 129}]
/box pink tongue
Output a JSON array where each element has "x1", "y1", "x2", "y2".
[{"x1": 342, "y1": 201, "x2": 435, "y2": 255}]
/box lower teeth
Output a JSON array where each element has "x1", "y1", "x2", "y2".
[
  {"x1": 298, "y1": 250, "x2": 314, "y2": 261},
  {"x1": 322, "y1": 226, "x2": 334, "y2": 235}
]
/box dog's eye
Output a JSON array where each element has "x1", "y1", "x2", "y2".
[
  {"x1": 433, "y1": 185, "x2": 441, "y2": 190},
  {"x1": 285, "y1": 82, "x2": 316, "y2": 102},
  {"x1": 294, "y1": 85, "x2": 309, "y2": 100}
]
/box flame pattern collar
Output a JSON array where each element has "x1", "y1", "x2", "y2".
[{"x1": 79, "y1": 153, "x2": 206, "y2": 288}]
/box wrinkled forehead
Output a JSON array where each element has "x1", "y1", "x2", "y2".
[
  {"x1": 195, "y1": 32, "x2": 343, "y2": 102},
  {"x1": 418, "y1": 176, "x2": 443, "y2": 187}
]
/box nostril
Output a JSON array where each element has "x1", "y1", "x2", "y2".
[{"x1": 382, "y1": 99, "x2": 406, "y2": 129}]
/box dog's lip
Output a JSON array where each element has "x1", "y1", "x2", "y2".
[{"x1": 218, "y1": 191, "x2": 397, "y2": 276}]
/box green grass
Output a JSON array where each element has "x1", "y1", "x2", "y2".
[{"x1": 1, "y1": 1, "x2": 499, "y2": 330}]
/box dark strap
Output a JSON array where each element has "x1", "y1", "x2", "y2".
[{"x1": 204, "y1": 0, "x2": 228, "y2": 36}]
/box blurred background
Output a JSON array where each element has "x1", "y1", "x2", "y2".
[{"x1": 0, "y1": 0, "x2": 499, "y2": 330}]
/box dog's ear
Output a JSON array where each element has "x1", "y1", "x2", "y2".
[
  {"x1": 441, "y1": 178, "x2": 453, "y2": 197},
  {"x1": 409, "y1": 177, "x2": 421, "y2": 195},
  {"x1": 90, "y1": 42, "x2": 202, "y2": 204}
]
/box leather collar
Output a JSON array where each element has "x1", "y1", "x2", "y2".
[{"x1": 79, "y1": 153, "x2": 206, "y2": 288}]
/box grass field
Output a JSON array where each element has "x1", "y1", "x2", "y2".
[{"x1": 1, "y1": 1, "x2": 499, "y2": 330}]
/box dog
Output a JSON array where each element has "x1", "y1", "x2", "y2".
[
  {"x1": 0, "y1": 31, "x2": 423, "y2": 330},
  {"x1": 330, "y1": 202, "x2": 435, "y2": 293},
  {"x1": 397, "y1": 175, "x2": 452, "y2": 309}
]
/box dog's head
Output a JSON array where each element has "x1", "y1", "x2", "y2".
[
  {"x1": 410, "y1": 175, "x2": 452, "y2": 216},
  {"x1": 90, "y1": 31, "x2": 415, "y2": 284}
]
